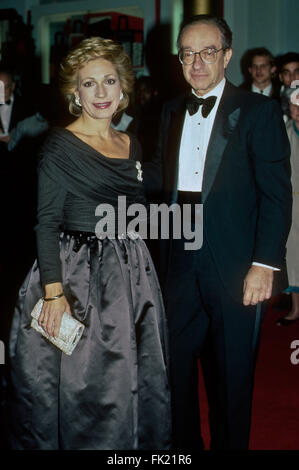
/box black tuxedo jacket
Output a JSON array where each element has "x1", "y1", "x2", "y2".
[
  {"x1": 156, "y1": 80, "x2": 292, "y2": 301},
  {"x1": 0, "y1": 95, "x2": 32, "y2": 134},
  {"x1": 9, "y1": 95, "x2": 33, "y2": 133}
]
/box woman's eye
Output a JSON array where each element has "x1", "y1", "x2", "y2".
[
  {"x1": 83, "y1": 81, "x2": 94, "y2": 87},
  {"x1": 106, "y1": 78, "x2": 116, "y2": 85}
]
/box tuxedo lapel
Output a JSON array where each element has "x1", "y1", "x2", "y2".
[
  {"x1": 164, "y1": 83, "x2": 241, "y2": 204},
  {"x1": 202, "y1": 82, "x2": 241, "y2": 203}
]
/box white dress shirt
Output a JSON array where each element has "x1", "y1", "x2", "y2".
[
  {"x1": 251, "y1": 83, "x2": 272, "y2": 96},
  {"x1": 178, "y1": 78, "x2": 225, "y2": 192},
  {"x1": 178, "y1": 77, "x2": 278, "y2": 271},
  {"x1": 0, "y1": 93, "x2": 14, "y2": 135}
]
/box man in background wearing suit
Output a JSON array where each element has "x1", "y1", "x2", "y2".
[
  {"x1": 277, "y1": 52, "x2": 299, "y2": 93},
  {"x1": 244, "y1": 47, "x2": 280, "y2": 98},
  {"x1": 0, "y1": 65, "x2": 31, "y2": 147},
  {"x1": 158, "y1": 15, "x2": 292, "y2": 450}
]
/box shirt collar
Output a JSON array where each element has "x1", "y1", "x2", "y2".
[
  {"x1": 252, "y1": 83, "x2": 272, "y2": 96},
  {"x1": 191, "y1": 77, "x2": 226, "y2": 100}
]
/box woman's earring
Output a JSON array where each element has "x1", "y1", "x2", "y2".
[
  {"x1": 120, "y1": 91, "x2": 124, "y2": 100},
  {"x1": 75, "y1": 95, "x2": 81, "y2": 107}
]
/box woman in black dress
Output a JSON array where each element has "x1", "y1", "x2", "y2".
[{"x1": 9, "y1": 37, "x2": 171, "y2": 450}]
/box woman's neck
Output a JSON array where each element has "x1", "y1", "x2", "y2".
[{"x1": 68, "y1": 114, "x2": 114, "y2": 139}]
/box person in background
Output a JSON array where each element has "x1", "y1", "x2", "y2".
[
  {"x1": 277, "y1": 52, "x2": 299, "y2": 92},
  {"x1": 276, "y1": 86, "x2": 299, "y2": 326},
  {"x1": 241, "y1": 48, "x2": 280, "y2": 98},
  {"x1": 7, "y1": 82, "x2": 63, "y2": 155},
  {"x1": 111, "y1": 108, "x2": 134, "y2": 131},
  {"x1": 0, "y1": 65, "x2": 32, "y2": 148},
  {"x1": 128, "y1": 76, "x2": 162, "y2": 163},
  {"x1": 7, "y1": 113, "x2": 49, "y2": 152},
  {"x1": 128, "y1": 76, "x2": 164, "y2": 272},
  {"x1": 0, "y1": 66, "x2": 37, "y2": 315},
  {"x1": 276, "y1": 52, "x2": 299, "y2": 119},
  {"x1": 1, "y1": 84, "x2": 52, "y2": 290},
  {"x1": 8, "y1": 37, "x2": 171, "y2": 450}
]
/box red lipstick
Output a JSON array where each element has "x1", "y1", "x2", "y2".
[{"x1": 93, "y1": 102, "x2": 111, "y2": 109}]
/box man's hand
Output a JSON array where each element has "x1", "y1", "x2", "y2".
[{"x1": 243, "y1": 265, "x2": 274, "y2": 306}]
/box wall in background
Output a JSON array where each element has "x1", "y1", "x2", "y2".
[
  {"x1": 224, "y1": 0, "x2": 299, "y2": 85},
  {"x1": 0, "y1": 0, "x2": 298, "y2": 86},
  {"x1": 29, "y1": 0, "x2": 172, "y2": 82}
]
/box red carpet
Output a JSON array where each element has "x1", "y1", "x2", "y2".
[{"x1": 198, "y1": 297, "x2": 299, "y2": 450}]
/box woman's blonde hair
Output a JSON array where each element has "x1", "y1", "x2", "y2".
[{"x1": 60, "y1": 37, "x2": 134, "y2": 116}]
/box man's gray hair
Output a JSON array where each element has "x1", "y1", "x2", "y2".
[{"x1": 177, "y1": 14, "x2": 233, "y2": 51}]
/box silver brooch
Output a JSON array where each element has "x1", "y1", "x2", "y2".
[{"x1": 136, "y1": 161, "x2": 143, "y2": 182}]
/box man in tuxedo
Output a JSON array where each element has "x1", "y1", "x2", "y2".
[{"x1": 157, "y1": 15, "x2": 292, "y2": 450}]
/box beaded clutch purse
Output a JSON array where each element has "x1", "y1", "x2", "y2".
[{"x1": 30, "y1": 298, "x2": 85, "y2": 355}]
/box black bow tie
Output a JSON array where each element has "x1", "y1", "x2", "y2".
[{"x1": 185, "y1": 94, "x2": 217, "y2": 117}]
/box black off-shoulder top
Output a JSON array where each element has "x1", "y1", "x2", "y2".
[{"x1": 35, "y1": 128, "x2": 145, "y2": 286}]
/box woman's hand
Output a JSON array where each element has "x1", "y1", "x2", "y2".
[{"x1": 38, "y1": 283, "x2": 72, "y2": 338}]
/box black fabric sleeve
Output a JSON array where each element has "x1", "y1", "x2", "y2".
[
  {"x1": 35, "y1": 155, "x2": 67, "y2": 287},
  {"x1": 250, "y1": 98, "x2": 292, "y2": 267}
]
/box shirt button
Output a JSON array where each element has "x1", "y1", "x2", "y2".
[{"x1": 197, "y1": 147, "x2": 199, "y2": 150}]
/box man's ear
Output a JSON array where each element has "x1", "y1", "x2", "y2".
[{"x1": 224, "y1": 48, "x2": 232, "y2": 69}]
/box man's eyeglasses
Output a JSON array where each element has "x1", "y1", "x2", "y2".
[{"x1": 178, "y1": 47, "x2": 226, "y2": 65}]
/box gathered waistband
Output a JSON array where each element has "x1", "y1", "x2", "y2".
[
  {"x1": 63, "y1": 229, "x2": 141, "y2": 241},
  {"x1": 62, "y1": 230, "x2": 141, "y2": 253},
  {"x1": 63, "y1": 229, "x2": 96, "y2": 239}
]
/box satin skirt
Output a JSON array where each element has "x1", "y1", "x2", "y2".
[{"x1": 8, "y1": 232, "x2": 171, "y2": 450}]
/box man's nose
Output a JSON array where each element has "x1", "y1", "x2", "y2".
[{"x1": 192, "y1": 53, "x2": 205, "y2": 68}]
